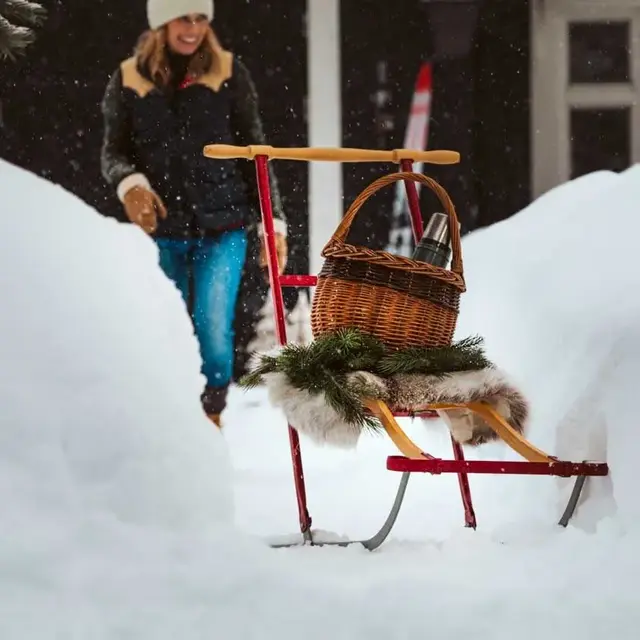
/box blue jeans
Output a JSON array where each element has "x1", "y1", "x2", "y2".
[{"x1": 156, "y1": 230, "x2": 248, "y2": 392}]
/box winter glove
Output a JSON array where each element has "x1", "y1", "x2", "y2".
[
  {"x1": 122, "y1": 186, "x2": 167, "y2": 235},
  {"x1": 259, "y1": 232, "x2": 288, "y2": 276}
]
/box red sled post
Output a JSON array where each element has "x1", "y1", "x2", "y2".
[
  {"x1": 254, "y1": 153, "x2": 314, "y2": 540},
  {"x1": 398, "y1": 156, "x2": 476, "y2": 529}
]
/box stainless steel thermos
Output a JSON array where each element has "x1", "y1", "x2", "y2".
[{"x1": 411, "y1": 212, "x2": 452, "y2": 268}]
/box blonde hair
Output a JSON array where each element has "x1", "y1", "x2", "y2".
[{"x1": 135, "y1": 25, "x2": 225, "y2": 87}]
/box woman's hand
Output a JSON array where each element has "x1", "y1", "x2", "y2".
[
  {"x1": 122, "y1": 186, "x2": 167, "y2": 234},
  {"x1": 259, "y1": 232, "x2": 288, "y2": 276}
]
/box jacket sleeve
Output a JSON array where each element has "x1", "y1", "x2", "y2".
[
  {"x1": 100, "y1": 67, "x2": 152, "y2": 202},
  {"x1": 229, "y1": 57, "x2": 287, "y2": 236}
]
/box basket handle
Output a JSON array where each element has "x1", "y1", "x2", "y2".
[{"x1": 328, "y1": 172, "x2": 464, "y2": 277}]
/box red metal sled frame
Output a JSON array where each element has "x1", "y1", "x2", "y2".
[{"x1": 203, "y1": 144, "x2": 609, "y2": 542}]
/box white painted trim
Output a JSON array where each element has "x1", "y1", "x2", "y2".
[
  {"x1": 307, "y1": 0, "x2": 342, "y2": 277},
  {"x1": 632, "y1": 14, "x2": 640, "y2": 166},
  {"x1": 567, "y1": 85, "x2": 636, "y2": 108},
  {"x1": 531, "y1": 1, "x2": 566, "y2": 197},
  {"x1": 549, "y1": 0, "x2": 640, "y2": 14}
]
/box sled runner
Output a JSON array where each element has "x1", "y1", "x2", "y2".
[{"x1": 203, "y1": 143, "x2": 610, "y2": 549}]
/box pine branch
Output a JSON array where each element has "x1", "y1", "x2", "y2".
[
  {"x1": 0, "y1": 15, "x2": 35, "y2": 59},
  {"x1": 239, "y1": 328, "x2": 492, "y2": 430},
  {"x1": 3, "y1": 0, "x2": 47, "y2": 27},
  {"x1": 0, "y1": 0, "x2": 46, "y2": 60},
  {"x1": 376, "y1": 335, "x2": 491, "y2": 377},
  {"x1": 240, "y1": 354, "x2": 279, "y2": 388}
]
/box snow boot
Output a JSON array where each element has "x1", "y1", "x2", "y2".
[{"x1": 201, "y1": 385, "x2": 227, "y2": 430}]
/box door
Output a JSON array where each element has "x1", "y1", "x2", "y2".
[{"x1": 532, "y1": 0, "x2": 640, "y2": 197}]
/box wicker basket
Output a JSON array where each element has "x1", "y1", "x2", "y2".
[{"x1": 310, "y1": 171, "x2": 466, "y2": 351}]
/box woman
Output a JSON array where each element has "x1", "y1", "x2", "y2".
[{"x1": 100, "y1": 0, "x2": 288, "y2": 429}]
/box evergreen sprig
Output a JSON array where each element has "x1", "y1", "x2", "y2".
[
  {"x1": 240, "y1": 328, "x2": 492, "y2": 430},
  {"x1": 377, "y1": 335, "x2": 490, "y2": 376},
  {"x1": 0, "y1": 0, "x2": 46, "y2": 60}
]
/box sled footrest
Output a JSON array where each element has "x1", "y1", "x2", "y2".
[{"x1": 386, "y1": 456, "x2": 609, "y2": 477}]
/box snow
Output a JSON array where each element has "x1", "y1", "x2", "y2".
[{"x1": 2, "y1": 155, "x2": 640, "y2": 638}]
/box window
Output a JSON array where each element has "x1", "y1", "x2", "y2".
[
  {"x1": 569, "y1": 21, "x2": 631, "y2": 84},
  {"x1": 570, "y1": 107, "x2": 631, "y2": 178}
]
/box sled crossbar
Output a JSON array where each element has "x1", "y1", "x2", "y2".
[
  {"x1": 203, "y1": 144, "x2": 460, "y2": 165},
  {"x1": 387, "y1": 457, "x2": 609, "y2": 477}
]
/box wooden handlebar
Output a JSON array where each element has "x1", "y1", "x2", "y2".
[{"x1": 202, "y1": 144, "x2": 460, "y2": 165}]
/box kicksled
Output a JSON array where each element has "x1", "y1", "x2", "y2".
[{"x1": 203, "y1": 143, "x2": 610, "y2": 550}]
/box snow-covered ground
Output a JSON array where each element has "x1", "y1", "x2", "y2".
[{"x1": 2, "y1": 156, "x2": 639, "y2": 638}]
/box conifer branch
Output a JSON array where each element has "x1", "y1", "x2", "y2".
[
  {"x1": 0, "y1": 0, "x2": 46, "y2": 60},
  {"x1": 240, "y1": 328, "x2": 492, "y2": 429}
]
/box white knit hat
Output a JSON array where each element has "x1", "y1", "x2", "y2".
[{"x1": 147, "y1": 0, "x2": 214, "y2": 30}]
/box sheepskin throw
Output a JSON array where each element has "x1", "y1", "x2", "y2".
[{"x1": 240, "y1": 329, "x2": 529, "y2": 449}]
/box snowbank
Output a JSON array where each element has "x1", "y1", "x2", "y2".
[
  {"x1": 0, "y1": 159, "x2": 233, "y2": 533},
  {"x1": 452, "y1": 166, "x2": 640, "y2": 533},
  {"x1": 0, "y1": 160, "x2": 270, "y2": 637}
]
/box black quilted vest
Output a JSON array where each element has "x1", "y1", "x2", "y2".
[{"x1": 123, "y1": 53, "x2": 251, "y2": 238}]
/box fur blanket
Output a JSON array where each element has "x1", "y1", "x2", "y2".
[{"x1": 261, "y1": 367, "x2": 529, "y2": 449}]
